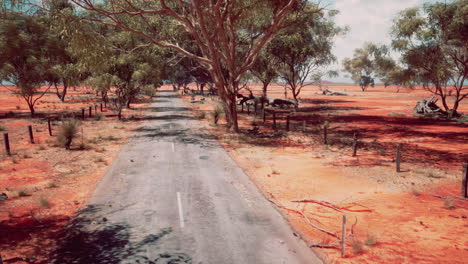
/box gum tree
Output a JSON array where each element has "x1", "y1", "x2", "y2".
[
  {"x1": 64, "y1": 0, "x2": 312, "y2": 132},
  {"x1": 391, "y1": 0, "x2": 468, "y2": 116},
  {"x1": 0, "y1": 12, "x2": 51, "y2": 116}
]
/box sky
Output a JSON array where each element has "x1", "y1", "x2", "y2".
[{"x1": 328, "y1": 0, "x2": 430, "y2": 83}]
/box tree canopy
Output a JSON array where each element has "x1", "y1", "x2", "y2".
[{"x1": 391, "y1": 0, "x2": 467, "y2": 115}]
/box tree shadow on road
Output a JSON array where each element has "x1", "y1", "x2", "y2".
[{"x1": 50, "y1": 204, "x2": 191, "y2": 264}]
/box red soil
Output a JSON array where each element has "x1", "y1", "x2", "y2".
[
  {"x1": 0, "y1": 85, "x2": 149, "y2": 263},
  {"x1": 184, "y1": 83, "x2": 468, "y2": 264}
]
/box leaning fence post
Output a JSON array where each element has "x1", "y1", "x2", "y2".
[
  {"x1": 462, "y1": 163, "x2": 468, "y2": 198},
  {"x1": 28, "y1": 125, "x2": 34, "y2": 144},
  {"x1": 352, "y1": 132, "x2": 358, "y2": 157},
  {"x1": 48, "y1": 119, "x2": 52, "y2": 136},
  {"x1": 100, "y1": 103, "x2": 103, "y2": 112},
  {"x1": 3, "y1": 133, "x2": 11, "y2": 156},
  {"x1": 81, "y1": 108, "x2": 85, "y2": 120},
  {"x1": 286, "y1": 115, "x2": 290, "y2": 131},
  {"x1": 396, "y1": 144, "x2": 401, "y2": 172},
  {"x1": 341, "y1": 214, "x2": 347, "y2": 258},
  {"x1": 89, "y1": 106, "x2": 92, "y2": 117}
]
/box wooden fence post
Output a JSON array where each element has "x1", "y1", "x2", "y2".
[
  {"x1": 47, "y1": 119, "x2": 52, "y2": 136},
  {"x1": 341, "y1": 214, "x2": 347, "y2": 258},
  {"x1": 89, "y1": 106, "x2": 92, "y2": 117},
  {"x1": 286, "y1": 115, "x2": 290, "y2": 131},
  {"x1": 81, "y1": 108, "x2": 85, "y2": 120},
  {"x1": 28, "y1": 125, "x2": 34, "y2": 144},
  {"x1": 352, "y1": 132, "x2": 358, "y2": 157},
  {"x1": 396, "y1": 144, "x2": 401, "y2": 172},
  {"x1": 100, "y1": 103, "x2": 103, "y2": 112},
  {"x1": 273, "y1": 112, "x2": 277, "y2": 129},
  {"x1": 323, "y1": 126, "x2": 328, "y2": 145},
  {"x1": 462, "y1": 163, "x2": 468, "y2": 198},
  {"x1": 3, "y1": 133, "x2": 11, "y2": 156}
]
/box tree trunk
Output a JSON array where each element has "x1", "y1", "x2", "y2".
[
  {"x1": 262, "y1": 82, "x2": 268, "y2": 97},
  {"x1": 60, "y1": 81, "x2": 68, "y2": 102},
  {"x1": 200, "y1": 83, "x2": 205, "y2": 96},
  {"x1": 25, "y1": 98, "x2": 35, "y2": 117},
  {"x1": 225, "y1": 95, "x2": 239, "y2": 132}
]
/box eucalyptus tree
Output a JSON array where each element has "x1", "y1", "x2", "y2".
[
  {"x1": 249, "y1": 49, "x2": 278, "y2": 97},
  {"x1": 342, "y1": 43, "x2": 395, "y2": 92},
  {"x1": 270, "y1": 7, "x2": 344, "y2": 103},
  {"x1": 0, "y1": 11, "x2": 51, "y2": 116},
  {"x1": 64, "y1": 0, "x2": 314, "y2": 132},
  {"x1": 44, "y1": 0, "x2": 83, "y2": 102},
  {"x1": 391, "y1": 0, "x2": 467, "y2": 116}
]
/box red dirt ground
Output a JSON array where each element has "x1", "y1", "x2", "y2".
[
  {"x1": 183, "y1": 83, "x2": 468, "y2": 264},
  {"x1": 0, "y1": 85, "x2": 150, "y2": 263}
]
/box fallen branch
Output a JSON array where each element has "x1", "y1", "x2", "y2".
[
  {"x1": 310, "y1": 243, "x2": 340, "y2": 249},
  {"x1": 321, "y1": 88, "x2": 354, "y2": 96},
  {"x1": 268, "y1": 199, "x2": 339, "y2": 238},
  {"x1": 291, "y1": 199, "x2": 373, "y2": 213}
]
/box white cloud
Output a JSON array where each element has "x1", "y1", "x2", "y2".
[{"x1": 329, "y1": 0, "x2": 424, "y2": 82}]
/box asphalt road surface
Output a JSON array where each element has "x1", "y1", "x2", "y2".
[{"x1": 51, "y1": 91, "x2": 322, "y2": 264}]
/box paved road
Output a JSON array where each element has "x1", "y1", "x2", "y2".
[{"x1": 52, "y1": 91, "x2": 321, "y2": 264}]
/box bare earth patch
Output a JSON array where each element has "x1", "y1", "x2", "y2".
[
  {"x1": 182, "y1": 84, "x2": 468, "y2": 264},
  {"x1": 0, "y1": 86, "x2": 150, "y2": 263}
]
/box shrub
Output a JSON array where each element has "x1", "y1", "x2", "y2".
[
  {"x1": 352, "y1": 240, "x2": 363, "y2": 254},
  {"x1": 48, "y1": 182, "x2": 58, "y2": 189},
  {"x1": 444, "y1": 199, "x2": 455, "y2": 210},
  {"x1": 365, "y1": 235, "x2": 377, "y2": 247},
  {"x1": 196, "y1": 111, "x2": 206, "y2": 120},
  {"x1": 94, "y1": 113, "x2": 105, "y2": 121},
  {"x1": 57, "y1": 119, "x2": 80, "y2": 150},
  {"x1": 211, "y1": 106, "x2": 223, "y2": 124},
  {"x1": 18, "y1": 190, "x2": 30, "y2": 197},
  {"x1": 0, "y1": 125, "x2": 5, "y2": 131},
  {"x1": 40, "y1": 197, "x2": 51, "y2": 208}
]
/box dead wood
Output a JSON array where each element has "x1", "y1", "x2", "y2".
[
  {"x1": 310, "y1": 244, "x2": 340, "y2": 249},
  {"x1": 291, "y1": 199, "x2": 373, "y2": 213},
  {"x1": 414, "y1": 95, "x2": 446, "y2": 115},
  {"x1": 320, "y1": 88, "x2": 354, "y2": 96},
  {"x1": 268, "y1": 199, "x2": 339, "y2": 238}
]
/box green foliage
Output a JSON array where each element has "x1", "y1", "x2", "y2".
[
  {"x1": 270, "y1": 5, "x2": 345, "y2": 100},
  {"x1": 342, "y1": 43, "x2": 395, "y2": 91},
  {"x1": 391, "y1": 0, "x2": 468, "y2": 114},
  {"x1": 57, "y1": 119, "x2": 79, "y2": 150},
  {"x1": 0, "y1": 12, "x2": 52, "y2": 115}
]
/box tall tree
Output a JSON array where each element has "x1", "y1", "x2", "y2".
[
  {"x1": 271, "y1": 7, "x2": 343, "y2": 102},
  {"x1": 391, "y1": 0, "x2": 468, "y2": 116},
  {"x1": 342, "y1": 43, "x2": 395, "y2": 92},
  {"x1": 44, "y1": 0, "x2": 82, "y2": 102},
  {"x1": 0, "y1": 12, "x2": 51, "y2": 116},
  {"x1": 63, "y1": 0, "x2": 311, "y2": 132},
  {"x1": 250, "y1": 49, "x2": 278, "y2": 97}
]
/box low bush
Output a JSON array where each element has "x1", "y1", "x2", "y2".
[
  {"x1": 57, "y1": 119, "x2": 80, "y2": 150},
  {"x1": 211, "y1": 106, "x2": 223, "y2": 124},
  {"x1": 196, "y1": 111, "x2": 206, "y2": 120}
]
